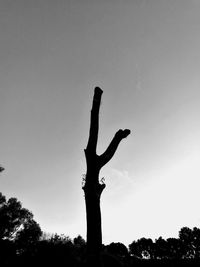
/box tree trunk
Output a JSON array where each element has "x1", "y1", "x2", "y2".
[{"x1": 83, "y1": 87, "x2": 130, "y2": 265}]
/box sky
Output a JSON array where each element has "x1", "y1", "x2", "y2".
[{"x1": 1, "y1": 0, "x2": 200, "y2": 246}]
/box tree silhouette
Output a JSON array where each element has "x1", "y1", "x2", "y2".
[
  {"x1": 154, "y1": 236, "x2": 168, "y2": 259},
  {"x1": 83, "y1": 87, "x2": 130, "y2": 265},
  {"x1": 34, "y1": 233, "x2": 76, "y2": 267},
  {"x1": 0, "y1": 192, "x2": 41, "y2": 241},
  {"x1": 0, "y1": 192, "x2": 42, "y2": 266},
  {"x1": 165, "y1": 237, "x2": 182, "y2": 259},
  {"x1": 179, "y1": 226, "x2": 200, "y2": 259},
  {"x1": 179, "y1": 227, "x2": 194, "y2": 258},
  {"x1": 192, "y1": 227, "x2": 200, "y2": 258},
  {"x1": 0, "y1": 165, "x2": 4, "y2": 172},
  {"x1": 106, "y1": 242, "x2": 128, "y2": 257},
  {"x1": 129, "y1": 237, "x2": 154, "y2": 259},
  {"x1": 16, "y1": 219, "x2": 42, "y2": 248}
]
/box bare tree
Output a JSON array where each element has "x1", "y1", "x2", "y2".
[{"x1": 83, "y1": 87, "x2": 130, "y2": 265}]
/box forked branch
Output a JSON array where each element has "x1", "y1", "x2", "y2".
[
  {"x1": 99, "y1": 129, "x2": 131, "y2": 168},
  {"x1": 85, "y1": 87, "x2": 131, "y2": 171}
]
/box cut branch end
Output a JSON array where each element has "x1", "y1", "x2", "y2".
[{"x1": 117, "y1": 129, "x2": 131, "y2": 139}]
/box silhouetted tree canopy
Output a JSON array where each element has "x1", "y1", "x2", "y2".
[
  {"x1": 105, "y1": 242, "x2": 128, "y2": 257},
  {"x1": 179, "y1": 226, "x2": 200, "y2": 259},
  {"x1": 0, "y1": 165, "x2": 4, "y2": 172},
  {"x1": 74, "y1": 234, "x2": 86, "y2": 247},
  {"x1": 128, "y1": 227, "x2": 200, "y2": 263},
  {"x1": 154, "y1": 236, "x2": 168, "y2": 259},
  {"x1": 1, "y1": 190, "x2": 200, "y2": 266},
  {"x1": 0, "y1": 192, "x2": 42, "y2": 242},
  {"x1": 165, "y1": 237, "x2": 182, "y2": 259},
  {"x1": 129, "y1": 237, "x2": 154, "y2": 259}
]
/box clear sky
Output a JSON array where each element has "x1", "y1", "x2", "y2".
[{"x1": 1, "y1": 0, "x2": 200, "y2": 246}]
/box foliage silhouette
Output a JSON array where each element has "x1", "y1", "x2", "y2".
[
  {"x1": 179, "y1": 227, "x2": 200, "y2": 259},
  {"x1": 0, "y1": 192, "x2": 41, "y2": 241},
  {"x1": 0, "y1": 192, "x2": 42, "y2": 266},
  {"x1": 1, "y1": 191, "x2": 200, "y2": 266},
  {"x1": 105, "y1": 242, "x2": 129, "y2": 257},
  {"x1": 154, "y1": 236, "x2": 169, "y2": 259},
  {"x1": 129, "y1": 237, "x2": 154, "y2": 259},
  {"x1": 0, "y1": 165, "x2": 4, "y2": 172},
  {"x1": 128, "y1": 227, "x2": 200, "y2": 264}
]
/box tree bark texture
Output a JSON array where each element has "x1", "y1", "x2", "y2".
[{"x1": 83, "y1": 87, "x2": 130, "y2": 265}]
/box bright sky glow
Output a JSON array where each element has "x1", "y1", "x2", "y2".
[{"x1": 1, "y1": 0, "x2": 200, "y2": 246}]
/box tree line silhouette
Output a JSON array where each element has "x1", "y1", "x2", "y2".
[{"x1": 1, "y1": 191, "x2": 200, "y2": 267}]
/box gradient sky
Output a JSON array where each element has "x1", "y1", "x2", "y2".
[{"x1": 1, "y1": 0, "x2": 200, "y2": 246}]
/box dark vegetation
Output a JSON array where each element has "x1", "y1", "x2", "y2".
[{"x1": 1, "y1": 191, "x2": 200, "y2": 267}]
